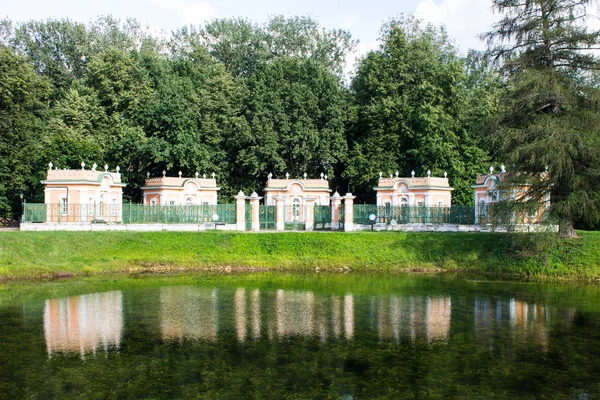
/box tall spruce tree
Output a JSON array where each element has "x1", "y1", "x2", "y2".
[{"x1": 485, "y1": 0, "x2": 600, "y2": 237}]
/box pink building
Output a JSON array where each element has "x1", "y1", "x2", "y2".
[
  {"x1": 263, "y1": 174, "x2": 331, "y2": 223},
  {"x1": 42, "y1": 162, "x2": 125, "y2": 222},
  {"x1": 141, "y1": 171, "x2": 219, "y2": 206},
  {"x1": 472, "y1": 166, "x2": 550, "y2": 224},
  {"x1": 374, "y1": 171, "x2": 454, "y2": 208}
]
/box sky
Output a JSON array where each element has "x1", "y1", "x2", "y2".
[{"x1": 0, "y1": 0, "x2": 505, "y2": 72}]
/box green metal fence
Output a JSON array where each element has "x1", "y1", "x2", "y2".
[
  {"x1": 245, "y1": 204, "x2": 252, "y2": 230},
  {"x1": 23, "y1": 203, "x2": 237, "y2": 224},
  {"x1": 22, "y1": 203, "x2": 47, "y2": 223},
  {"x1": 122, "y1": 204, "x2": 236, "y2": 224},
  {"x1": 338, "y1": 204, "x2": 345, "y2": 230},
  {"x1": 314, "y1": 205, "x2": 332, "y2": 230},
  {"x1": 353, "y1": 205, "x2": 479, "y2": 225},
  {"x1": 259, "y1": 205, "x2": 276, "y2": 230},
  {"x1": 23, "y1": 203, "x2": 123, "y2": 223}
]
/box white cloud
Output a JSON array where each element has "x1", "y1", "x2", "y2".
[
  {"x1": 150, "y1": 0, "x2": 218, "y2": 26},
  {"x1": 415, "y1": 0, "x2": 499, "y2": 53}
]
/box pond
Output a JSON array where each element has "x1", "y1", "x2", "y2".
[{"x1": 1, "y1": 273, "x2": 599, "y2": 399}]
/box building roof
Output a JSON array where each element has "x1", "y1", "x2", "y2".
[
  {"x1": 472, "y1": 173, "x2": 505, "y2": 188},
  {"x1": 141, "y1": 176, "x2": 219, "y2": 190},
  {"x1": 264, "y1": 178, "x2": 331, "y2": 192},
  {"x1": 42, "y1": 169, "x2": 125, "y2": 186},
  {"x1": 375, "y1": 176, "x2": 454, "y2": 191}
]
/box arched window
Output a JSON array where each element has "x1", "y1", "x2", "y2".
[
  {"x1": 98, "y1": 194, "x2": 105, "y2": 217},
  {"x1": 186, "y1": 197, "x2": 194, "y2": 206},
  {"x1": 292, "y1": 198, "x2": 300, "y2": 221},
  {"x1": 400, "y1": 197, "x2": 409, "y2": 207}
]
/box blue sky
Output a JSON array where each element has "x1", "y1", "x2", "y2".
[{"x1": 1, "y1": 0, "x2": 504, "y2": 71}]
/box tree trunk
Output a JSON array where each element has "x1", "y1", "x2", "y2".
[{"x1": 559, "y1": 219, "x2": 578, "y2": 239}]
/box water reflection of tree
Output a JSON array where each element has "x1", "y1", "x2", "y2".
[{"x1": 160, "y1": 287, "x2": 218, "y2": 342}]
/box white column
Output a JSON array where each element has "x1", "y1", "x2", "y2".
[
  {"x1": 275, "y1": 195, "x2": 285, "y2": 231},
  {"x1": 343, "y1": 193, "x2": 356, "y2": 232},
  {"x1": 474, "y1": 191, "x2": 479, "y2": 224}
]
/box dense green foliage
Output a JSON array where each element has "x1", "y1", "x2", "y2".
[
  {"x1": 0, "y1": 230, "x2": 599, "y2": 280},
  {"x1": 0, "y1": 15, "x2": 499, "y2": 215},
  {"x1": 346, "y1": 18, "x2": 493, "y2": 204},
  {"x1": 485, "y1": 0, "x2": 600, "y2": 236}
]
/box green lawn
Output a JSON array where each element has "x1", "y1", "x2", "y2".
[{"x1": 0, "y1": 230, "x2": 599, "y2": 280}]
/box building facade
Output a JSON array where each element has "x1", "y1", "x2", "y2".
[
  {"x1": 472, "y1": 166, "x2": 550, "y2": 224},
  {"x1": 263, "y1": 176, "x2": 332, "y2": 223},
  {"x1": 141, "y1": 172, "x2": 219, "y2": 206},
  {"x1": 42, "y1": 163, "x2": 125, "y2": 222},
  {"x1": 374, "y1": 172, "x2": 454, "y2": 208}
]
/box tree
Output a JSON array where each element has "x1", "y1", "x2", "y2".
[
  {"x1": 44, "y1": 86, "x2": 106, "y2": 169},
  {"x1": 231, "y1": 57, "x2": 349, "y2": 194},
  {"x1": 484, "y1": 0, "x2": 600, "y2": 237},
  {"x1": 0, "y1": 45, "x2": 51, "y2": 215},
  {"x1": 5, "y1": 17, "x2": 149, "y2": 97},
  {"x1": 347, "y1": 17, "x2": 490, "y2": 204},
  {"x1": 134, "y1": 47, "x2": 243, "y2": 199},
  {"x1": 171, "y1": 15, "x2": 356, "y2": 79}
]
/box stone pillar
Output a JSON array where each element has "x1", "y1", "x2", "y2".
[
  {"x1": 236, "y1": 191, "x2": 247, "y2": 231},
  {"x1": 249, "y1": 192, "x2": 261, "y2": 232},
  {"x1": 343, "y1": 193, "x2": 356, "y2": 232},
  {"x1": 305, "y1": 197, "x2": 315, "y2": 231},
  {"x1": 331, "y1": 192, "x2": 342, "y2": 230},
  {"x1": 275, "y1": 195, "x2": 285, "y2": 231},
  {"x1": 474, "y1": 191, "x2": 479, "y2": 225}
]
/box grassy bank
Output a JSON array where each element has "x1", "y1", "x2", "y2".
[{"x1": 0, "y1": 230, "x2": 599, "y2": 280}]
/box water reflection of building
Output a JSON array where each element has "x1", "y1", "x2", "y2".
[
  {"x1": 43, "y1": 291, "x2": 123, "y2": 357},
  {"x1": 155, "y1": 288, "x2": 457, "y2": 344},
  {"x1": 474, "y1": 298, "x2": 550, "y2": 349},
  {"x1": 270, "y1": 290, "x2": 355, "y2": 340},
  {"x1": 160, "y1": 287, "x2": 218, "y2": 342},
  {"x1": 376, "y1": 296, "x2": 451, "y2": 342}
]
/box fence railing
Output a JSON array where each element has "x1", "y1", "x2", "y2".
[
  {"x1": 314, "y1": 205, "x2": 332, "y2": 230},
  {"x1": 351, "y1": 205, "x2": 538, "y2": 226},
  {"x1": 23, "y1": 203, "x2": 237, "y2": 224},
  {"x1": 259, "y1": 205, "x2": 276, "y2": 230},
  {"x1": 353, "y1": 205, "x2": 478, "y2": 225},
  {"x1": 22, "y1": 203, "x2": 549, "y2": 227},
  {"x1": 23, "y1": 203, "x2": 124, "y2": 223},
  {"x1": 122, "y1": 204, "x2": 236, "y2": 224}
]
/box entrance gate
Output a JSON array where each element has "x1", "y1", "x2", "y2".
[
  {"x1": 245, "y1": 204, "x2": 252, "y2": 230},
  {"x1": 314, "y1": 206, "x2": 332, "y2": 230},
  {"x1": 259, "y1": 205, "x2": 276, "y2": 230}
]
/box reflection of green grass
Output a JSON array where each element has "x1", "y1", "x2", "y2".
[{"x1": 0, "y1": 231, "x2": 599, "y2": 280}]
